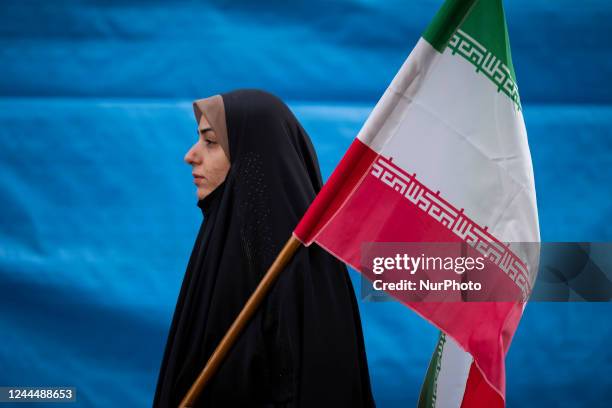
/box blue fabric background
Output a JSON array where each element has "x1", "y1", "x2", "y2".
[{"x1": 0, "y1": 1, "x2": 610, "y2": 407}]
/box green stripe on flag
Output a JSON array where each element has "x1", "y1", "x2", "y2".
[
  {"x1": 422, "y1": 0, "x2": 478, "y2": 52},
  {"x1": 418, "y1": 332, "x2": 447, "y2": 408},
  {"x1": 459, "y1": 0, "x2": 517, "y2": 84},
  {"x1": 424, "y1": 0, "x2": 522, "y2": 109}
]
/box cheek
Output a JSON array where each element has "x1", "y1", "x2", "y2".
[{"x1": 203, "y1": 149, "x2": 230, "y2": 184}]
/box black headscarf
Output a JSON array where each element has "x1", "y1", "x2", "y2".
[{"x1": 153, "y1": 89, "x2": 376, "y2": 407}]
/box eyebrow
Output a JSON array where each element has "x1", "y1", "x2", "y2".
[{"x1": 198, "y1": 127, "x2": 213, "y2": 135}]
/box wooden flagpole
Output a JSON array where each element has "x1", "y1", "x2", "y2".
[{"x1": 179, "y1": 235, "x2": 302, "y2": 408}]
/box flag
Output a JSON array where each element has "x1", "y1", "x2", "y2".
[{"x1": 292, "y1": 0, "x2": 540, "y2": 406}]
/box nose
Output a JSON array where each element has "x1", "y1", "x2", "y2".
[{"x1": 184, "y1": 143, "x2": 199, "y2": 165}]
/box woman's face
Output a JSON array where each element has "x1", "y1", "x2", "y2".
[{"x1": 184, "y1": 114, "x2": 230, "y2": 199}]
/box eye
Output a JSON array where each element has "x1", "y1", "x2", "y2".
[{"x1": 204, "y1": 138, "x2": 216, "y2": 146}]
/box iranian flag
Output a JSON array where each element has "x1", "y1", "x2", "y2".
[{"x1": 293, "y1": 0, "x2": 540, "y2": 407}]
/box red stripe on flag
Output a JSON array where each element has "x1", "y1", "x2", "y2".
[
  {"x1": 460, "y1": 362, "x2": 504, "y2": 408},
  {"x1": 294, "y1": 140, "x2": 525, "y2": 404},
  {"x1": 294, "y1": 138, "x2": 377, "y2": 245}
]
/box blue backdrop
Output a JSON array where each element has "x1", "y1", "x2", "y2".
[{"x1": 0, "y1": 1, "x2": 610, "y2": 407}]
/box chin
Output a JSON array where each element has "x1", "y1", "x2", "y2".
[{"x1": 197, "y1": 188, "x2": 209, "y2": 200}]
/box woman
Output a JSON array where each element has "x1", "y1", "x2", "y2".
[{"x1": 153, "y1": 89, "x2": 376, "y2": 407}]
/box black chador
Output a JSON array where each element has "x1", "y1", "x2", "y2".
[{"x1": 153, "y1": 90, "x2": 376, "y2": 408}]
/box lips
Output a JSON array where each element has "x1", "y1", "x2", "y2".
[{"x1": 192, "y1": 173, "x2": 206, "y2": 185}]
